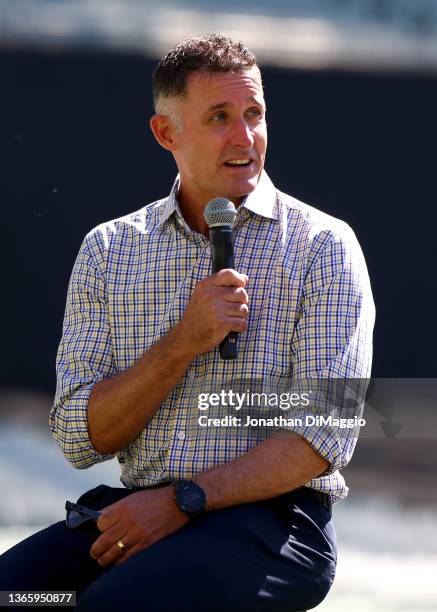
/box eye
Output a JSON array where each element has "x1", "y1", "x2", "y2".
[
  {"x1": 247, "y1": 107, "x2": 263, "y2": 118},
  {"x1": 211, "y1": 111, "x2": 227, "y2": 122}
]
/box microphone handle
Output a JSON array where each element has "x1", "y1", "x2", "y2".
[{"x1": 210, "y1": 227, "x2": 238, "y2": 360}]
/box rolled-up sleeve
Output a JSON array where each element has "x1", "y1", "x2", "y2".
[
  {"x1": 49, "y1": 231, "x2": 116, "y2": 469},
  {"x1": 288, "y1": 224, "x2": 375, "y2": 475}
]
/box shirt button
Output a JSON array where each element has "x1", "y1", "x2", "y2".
[
  {"x1": 187, "y1": 371, "x2": 195, "y2": 380},
  {"x1": 176, "y1": 431, "x2": 185, "y2": 441}
]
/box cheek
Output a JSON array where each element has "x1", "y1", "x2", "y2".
[
  {"x1": 255, "y1": 125, "x2": 267, "y2": 150},
  {"x1": 181, "y1": 137, "x2": 225, "y2": 175},
  {"x1": 183, "y1": 147, "x2": 206, "y2": 172}
]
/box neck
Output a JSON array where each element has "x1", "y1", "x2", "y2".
[{"x1": 177, "y1": 190, "x2": 244, "y2": 237}]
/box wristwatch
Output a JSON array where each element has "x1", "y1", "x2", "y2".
[{"x1": 172, "y1": 479, "x2": 207, "y2": 518}]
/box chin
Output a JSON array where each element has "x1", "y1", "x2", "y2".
[{"x1": 229, "y1": 177, "x2": 258, "y2": 199}]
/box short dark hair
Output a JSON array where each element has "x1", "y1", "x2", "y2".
[{"x1": 152, "y1": 34, "x2": 258, "y2": 113}]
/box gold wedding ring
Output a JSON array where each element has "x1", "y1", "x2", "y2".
[{"x1": 117, "y1": 539, "x2": 127, "y2": 551}]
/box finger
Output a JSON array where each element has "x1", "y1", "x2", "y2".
[
  {"x1": 226, "y1": 303, "x2": 249, "y2": 318},
  {"x1": 206, "y1": 286, "x2": 249, "y2": 304},
  {"x1": 95, "y1": 534, "x2": 131, "y2": 568},
  {"x1": 96, "y1": 506, "x2": 121, "y2": 532},
  {"x1": 210, "y1": 269, "x2": 248, "y2": 288},
  {"x1": 97, "y1": 511, "x2": 120, "y2": 533},
  {"x1": 222, "y1": 286, "x2": 249, "y2": 304},
  {"x1": 226, "y1": 316, "x2": 249, "y2": 333},
  {"x1": 90, "y1": 520, "x2": 124, "y2": 560}
]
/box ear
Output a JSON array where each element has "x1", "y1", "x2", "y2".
[{"x1": 149, "y1": 114, "x2": 178, "y2": 152}]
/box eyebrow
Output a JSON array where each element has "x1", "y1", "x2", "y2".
[{"x1": 206, "y1": 96, "x2": 265, "y2": 113}]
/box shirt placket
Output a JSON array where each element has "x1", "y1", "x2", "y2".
[{"x1": 166, "y1": 230, "x2": 211, "y2": 478}]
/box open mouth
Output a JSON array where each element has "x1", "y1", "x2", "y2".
[{"x1": 223, "y1": 159, "x2": 253, "y2": 168}]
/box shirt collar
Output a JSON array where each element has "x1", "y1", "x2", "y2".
[
  {"x1": 158, "y1": 175, "x2": 183, "y2": 227},
  {"x1": 158, "y1": 170, "x2": 279, "y2": 227},
  {"x1": 240, "y1": 170, "x2": 279, "y2": 220}
]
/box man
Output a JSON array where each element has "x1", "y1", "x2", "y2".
[{"x1": 0, "y1": 34, "x2": 375, "y2": 611}]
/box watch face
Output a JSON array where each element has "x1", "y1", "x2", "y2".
[{"x1": 177, "y1": 482, "x2": 206, "y2": 515}]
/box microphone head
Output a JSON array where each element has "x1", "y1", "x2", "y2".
[{"x1": 203, "y1": 198, "x2": 237, "y2": 228}]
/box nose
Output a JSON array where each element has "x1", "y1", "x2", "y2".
[{"x1": 230, "y1": 117, "x2": 254, "y2": 148}]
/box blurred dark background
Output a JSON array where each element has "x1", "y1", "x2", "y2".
[{"x1": 1, "y1": 50, "x2": 436, "y2": 390}]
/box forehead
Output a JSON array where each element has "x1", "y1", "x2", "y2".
[{"x1": 183, "y1": 67, "x2": 265, "y2": 108}]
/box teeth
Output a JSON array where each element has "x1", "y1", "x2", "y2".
[{"x1": 226, "y1": 159, "x2": 250, "y2": 165}]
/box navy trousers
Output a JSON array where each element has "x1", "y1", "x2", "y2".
[{"x1": 0, "y1": 485, "x2": 337, "y2": 611}]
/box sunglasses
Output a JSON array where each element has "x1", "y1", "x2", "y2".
[{"x1": 65, "y1": 501, "x2": 102, "y2": 536}]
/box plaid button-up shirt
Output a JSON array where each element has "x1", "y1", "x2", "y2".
[{"x1": 50, "y1": 171, "x2": 375, "y2": 503}]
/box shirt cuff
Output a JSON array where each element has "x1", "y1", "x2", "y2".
[{"x1": 49, "y1": 380, "x2": 115, "y2": 469}]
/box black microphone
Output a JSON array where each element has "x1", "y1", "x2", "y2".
[{"x1": 203, "y1": 198, "x2": 239, "y2": 360}]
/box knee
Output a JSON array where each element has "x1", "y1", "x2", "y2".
[{"x1": 302, "y1": 562, "x2": 336, "y2": 610}]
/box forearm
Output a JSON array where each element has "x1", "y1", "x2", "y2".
[
  {"x1": 88, "y1": 324, "x2": 196, "y2": 454},
  {"x1": 193, "y1": 430, "x2": 329, "y2": 511}
]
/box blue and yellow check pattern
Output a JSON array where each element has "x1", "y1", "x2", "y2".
[{"x1": 50, "y1": 171, "x2": 375, "y2": 503}]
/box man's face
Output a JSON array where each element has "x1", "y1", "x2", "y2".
[{"x1": 172, "y1": 66, "x2": 267, "y2": 207}]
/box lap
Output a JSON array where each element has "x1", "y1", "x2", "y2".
[
  {"x1": 79, "y1": 487, "x2": 336, "y2": 611},
  {"x1": 0, "y1": 487, "x2": 336, "y2": 612}
]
